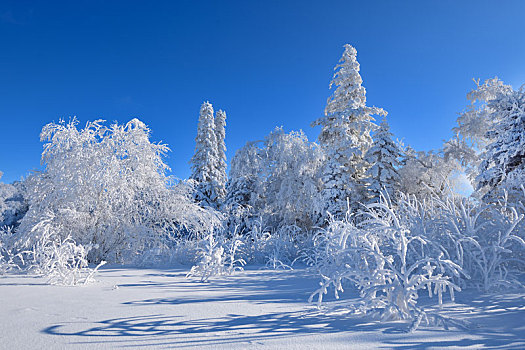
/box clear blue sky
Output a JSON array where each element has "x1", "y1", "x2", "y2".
[{"x1": 1, "y1": 1, "x2": 524, "y2": 183}]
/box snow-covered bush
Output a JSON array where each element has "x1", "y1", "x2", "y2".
[
  {"x1": 34, "y1": 235, "x2": 106, "y2": 286},
  {"x1": 309, "y1": 196, "x2": 466, "y2": 331},
  {"x1": 187, "y1": 230, "x2": 245, "y2": 282},
  {"x1": 263, "y1": 225, "x2": 299, "y2": 270},
  {"x1": 10, "y1": 213, "x2": 106, "y2": 285},
  {"x1": 435, "y1": 191, "x2": 525, "y2": 292},
  {"x1": 309, "y1": 183, "x2": 525, "y2": 331},
  {"x1": 235, "y1": 218, "x2": 307, "y2": 268}
]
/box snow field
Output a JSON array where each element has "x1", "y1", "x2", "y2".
[{"x1": 2, "y1": 266, "x2": 525, "y2": 349}]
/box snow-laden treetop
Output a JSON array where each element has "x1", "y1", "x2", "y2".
[
  {"x1": 325, "y1": 44, "x2": 366, "y2": 114},
  {"x1": 312, "y1": 44, "x2": 386, "y2": 128}
]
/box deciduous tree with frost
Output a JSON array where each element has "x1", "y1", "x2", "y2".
[
  {"x1": 15, "y1": 118, "x2": 217, "y2": 264},
  {"x1": 477, "y1": 86, "x2": 525, "y2": 198},
  {"x1": 398, "y1": 145, "x2": 460, "y2": 199},
  {"x1": 226, "y1": 128, "x2": 321, "y2": 232},
  {"x1": 257, "y1": 128, "x2": 322, "y2": 230},
  {"x1": 0, "y1": 177, "x2": 28, "y2": 228},
  {"x1": 445, "y1": 78, "x2": 513, "y2": 185}
]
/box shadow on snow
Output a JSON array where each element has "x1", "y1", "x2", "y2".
[{"x1": 40, "y1": 267, "x2": 525, "y2": 349}]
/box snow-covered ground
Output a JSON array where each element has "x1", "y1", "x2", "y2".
[{"x1": 2, "y1": 266, "x2": 525, "y2": 349}]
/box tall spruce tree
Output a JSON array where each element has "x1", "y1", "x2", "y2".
[
  {"x1": 365, "y1": 117, "x2": 402, "y2": 201},
  {"x1": 190, "y1": 101, "x2": 219, "y2": 207},
  {"x1": 214, "y1": 109, "x2": 228, "y2": 203},
  {"x1": 312, "y1": 44, "x2": 386, "y2": 222}
]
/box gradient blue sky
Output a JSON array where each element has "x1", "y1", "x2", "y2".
[{"x1": 1, "y1": 1, "x2": 524, "y2": 183}]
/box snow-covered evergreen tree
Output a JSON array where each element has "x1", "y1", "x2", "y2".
[
  {"x1": 190, "y1": 102, "x2": 220, "y2": 207},
  {"x1": 477, "y1": 86, "x2": 525, "y2": 197},
  {"x1": 312, "y1": 44, "x2": 386, "y2": 222},
  {"x1": 365, "y1": 117, "x2": 402, "y2": 201},
  {"x1": 214, "y1": 109, "x2": 228, "y2": 204}
]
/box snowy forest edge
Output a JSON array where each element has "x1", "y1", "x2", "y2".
[{"x1": 1, "y1": 44, "x2": 525, "y2": 331}]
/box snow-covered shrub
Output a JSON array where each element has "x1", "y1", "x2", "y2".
[
  {"x1": 187, "y1": 230, "x2": 245, "y2": 282},
  {"x1": 309, "y1": 196, "x2": 465, "y2": 331},
  {"x1": 238, "y1": 219, "x2": 305, "y2": 268},
  {"x1": 34, "y1": 235, "x2": 106, "y2": 286},
  {"x1": 436, "y1": 191, "x2": 525, "y2": 292},
  {"x1": 13, "y1": 213, "x2": 106, "y2": 285},
  {"x1": 238, "y1": 218, "x2": 270, "y2": 264},
  {"x1": 262, "y1": 225, "x2": 304, "y2": 270}
]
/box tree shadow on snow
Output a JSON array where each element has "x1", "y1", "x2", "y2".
[
  {"x1": 42, "y1": 298, "x2": 525, "y2": 349},
  {"x1": 120, "y1": 268, "x2": 326, "y2": 305},
  {"x1": 382, "y1": 292, "x2": 525, "y2": 349},
  {"x1": 40, "y1": 267, "x2": 525, "y2": 348},
  {"x1": 42, "y1": 310, "x2": 405, "y2": 348}
]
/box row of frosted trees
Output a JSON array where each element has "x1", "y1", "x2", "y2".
[
  {"x1": 185, "y1": 45, "x2": 525, "y2": 329},
  {"x1": 190, "y1": 44, "x2": 479, "y2": 232},
  {"x1": 190, "y1": 45, "x2": 525, "y2": 235}
]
